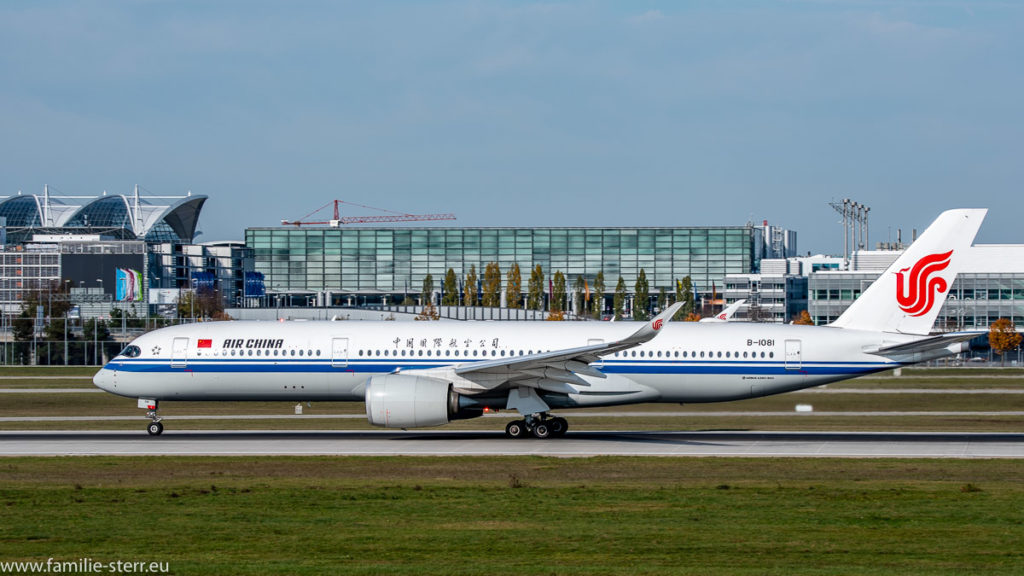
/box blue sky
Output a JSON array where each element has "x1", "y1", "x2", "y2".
[{"x1": 1, "y1": 1, "x2": 1021, "y2": 253}]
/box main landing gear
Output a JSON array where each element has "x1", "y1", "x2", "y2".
[{"x1": 505, "y1": 414, "x2": 568, "y2": 439}]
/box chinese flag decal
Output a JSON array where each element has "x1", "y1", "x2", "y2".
[{"x1": 197, "y1": 339, "x2": 212, "y2": 348}]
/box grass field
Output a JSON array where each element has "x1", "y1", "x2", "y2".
[
  {"x1": 1, "y1": 457, "x2": 1022, "y2": 575},
  {"x1": 1, "y1": 368, "x2": 1023, "y2": 574}
]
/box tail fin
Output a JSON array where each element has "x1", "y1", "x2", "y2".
[
  {"x1": 830, "y1": 209, "x2": 986, "y2": 335},
  {"x1": 699, "y1": 299, "x2": 745, "y2": 322}
]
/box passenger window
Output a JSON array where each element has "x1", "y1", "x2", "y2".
[
  {"x1": 247, "y1": 350, "x2": 253, "y2": 356},
  {"x1": 700, "y1": 351, "x2": 705, "y2": 358},
  {"x1": 256, "y1": 350, "x2": 262, "y2": 356},
  {"x1": 316, "y1": 350, "x2": 321, "y2": 356},
  {"x1": 769, "y1": 352, "x2": 774, "y2": 358}
]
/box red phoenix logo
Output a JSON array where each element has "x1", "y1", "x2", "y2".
[
  {"x1": 896, "y1": 250, "x2": 953, "y2": 317},
  {"x1": 652, "y1": 319, "x2": 664, "y2": 330}
]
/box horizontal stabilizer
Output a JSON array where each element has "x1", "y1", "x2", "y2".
[{"x1": 864, "y1": 332, "x2": 984, "y2": 356}]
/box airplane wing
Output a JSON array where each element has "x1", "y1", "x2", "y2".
[{"x1": 407, "y1": 303, "x2": 683, "y2": 391}]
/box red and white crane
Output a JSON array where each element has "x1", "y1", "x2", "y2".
[{"x1": 281, "y1": 200, "x2": 456, "y2": 227}]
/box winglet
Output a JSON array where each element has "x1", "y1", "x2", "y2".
[{"x1": 620, "y1": 302, "x2": 683, "y2": 347}]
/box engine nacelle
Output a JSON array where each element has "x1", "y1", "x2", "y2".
[{"x1": 364, "y1": 374, "x2": 460, "y2": 428}]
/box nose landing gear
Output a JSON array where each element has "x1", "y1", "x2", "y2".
[{"x1": 139, "y1": 399, "x2": 164, "y2": 436}]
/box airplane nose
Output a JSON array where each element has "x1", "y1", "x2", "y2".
[{"x1": 93, "y1": 368, "x2": 114, "y2": 392}]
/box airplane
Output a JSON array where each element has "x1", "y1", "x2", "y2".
[
  {"x1": 94, "y1": 209, "x2": 987, "y2": 438},
  {"x1": 699, "y1": 299, "x2": 745, "y2": 322}
]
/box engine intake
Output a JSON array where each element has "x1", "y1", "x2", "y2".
[{"x1": 365, "y1": 374, "x2": 461, "y2": 428}]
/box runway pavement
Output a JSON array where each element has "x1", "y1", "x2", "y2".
[{"x1": 1, "y1": 430, "x2": 1021, "y2": 458}]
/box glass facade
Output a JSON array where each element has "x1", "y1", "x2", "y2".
[
  {"x1": 0, "y1": 249, "x2": 61, "y2": 313},
  {"x1": 245, "y1": 227, "x2": 755, "y2": 299}
]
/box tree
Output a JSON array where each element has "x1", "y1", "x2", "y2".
[
  {"x1": 551, "y1": 271, "x2": 566, "y2": 314},
  {"x1": 442, "y1": 268, "x2": 459, "y2": 306},
  {"x1": 415, "y1": 301, "x2": 440, "y2": 321},
  {"x1": 463, "y1": 265, "x2": 478, "y2": 307},
  {"x1": 793, "y1": 310, "x2": 814, "y2": 325},
  {"x1": 506, "y1": 263, "x2": 522, "y2": 309},
  {"x1": 633, "y1": 269, "x2": 650, "y2": 321},
  {"x1": 421, "y1": 273, "x2": 434, "y2": 306},
  {"x1": 527, "y1": 265, "x2": 545, "y2": 311},
  {"x1": 178, "y1": 288, "x2": 225, "y2": 320},
  {"x1": 591, "y1": 271, "x2": 605, "y2": 319},
  {"x1": 613, "y1": 276, "x2": 627, "y2": 320},
  {"x1": 482, "y1": 262, "x2": 502, "y2": 307},
  {"x1": 545, "y1": 310, "x2": 565, "y2": 321},
  {"x1": 989, "y1": 318, "x2": 1022, "y2": 365},
  {"x1": 573, "y1": 275, "x2": 586, "y2": 317},
  {"x1": 13, "y1": 283, "x2": 75, "y2": 365},
  {"x1": 82, "y1": 318, "x2": 113, "y2": 365},
  {"x1": 658, "y1": 287, "x2": 667, "y2": 313},
  {"x1": 675, "y1": 276, "x2": 695, "y2": 321},
  {"x1": 684, "y1": 312, "x2": 702, "y2": 322}
]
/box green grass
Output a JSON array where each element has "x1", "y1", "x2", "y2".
[
  {"x1": 1, "y1": 457, "x2": 1022, "y2": 575},
  {"x1": 4, "y1": 391, "x2": 1023, "y2": 417},
  {"x1": 0, "y1": 366, "x2": 100, "y2": 377}
]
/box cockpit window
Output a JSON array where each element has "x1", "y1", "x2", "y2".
[{"x1": 121, "y1": 345, "x2": 142, "y2": 358}]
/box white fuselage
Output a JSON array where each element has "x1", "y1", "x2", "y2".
[{"x1": 94, "y1": 320, "x2": 907, "y2": 409}]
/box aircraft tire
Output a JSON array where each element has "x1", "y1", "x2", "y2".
[
  {"x1": 532, "y1": 422, "x2": 551, "y2": 439},
  {"x1": 147, "y1": 421, "x2": 164, "y2": 436},
  {"x1": 505, "y1": 420, "x2": 527, "y2": 439},
  {"x1": 549, "y1": 417, "x2": 568, "y2": 436}
]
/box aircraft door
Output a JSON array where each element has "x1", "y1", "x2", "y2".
[
  {"x1": 171, "y1": 337, "x2": 189, "y2": 368},
  {"x1": 331, "y1": 337, "x2": 349, "y2": 368},
  {"x1": 784, "y1": 339, "x2": 802, "y2": 370},
  {"x1": 588, "y1": 339, "x2": 604, "y2": 368}
]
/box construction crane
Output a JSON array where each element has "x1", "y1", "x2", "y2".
[{"x1": 281, "y1": 200, "x2": 456, "y2": 227}]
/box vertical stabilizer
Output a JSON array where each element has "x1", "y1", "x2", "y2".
[{"x1": 829, "y1": 209, "x2": 986, "y2": 335}]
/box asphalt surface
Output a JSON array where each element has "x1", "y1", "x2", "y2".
[{"x1": 1, "y1": 430, "x2": 1021, "y2": 458}]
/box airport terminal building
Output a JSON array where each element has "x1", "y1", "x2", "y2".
[
  {"x1": 0, "y1": 189, "x2": 253, "y2": 316},
  {"x1": 244, "y1": 224, "x2": 797, "y2": 310}
]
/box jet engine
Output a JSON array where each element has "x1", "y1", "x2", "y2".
[{"x1": 365, "y1": 374, "x2": 468, "y2": 428}]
